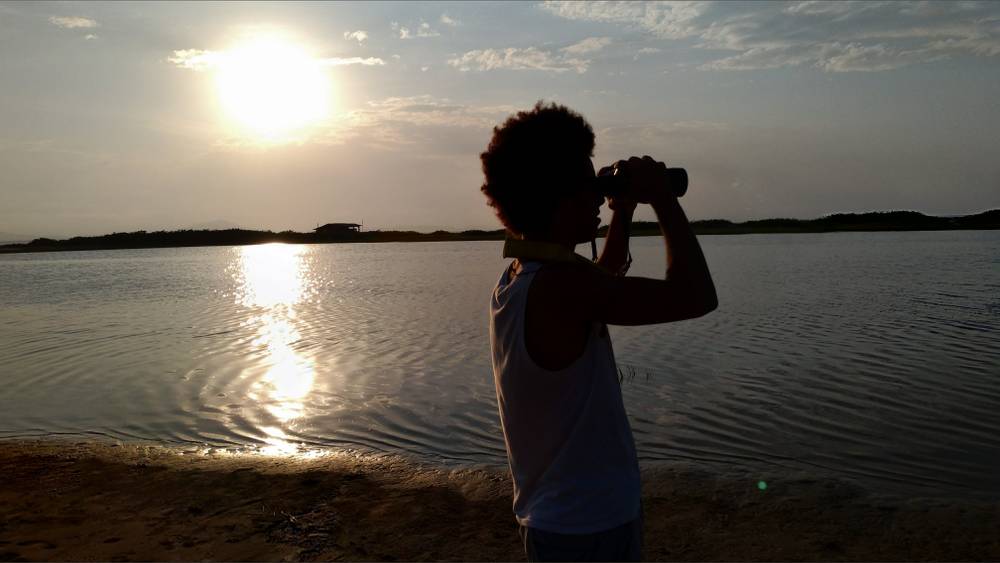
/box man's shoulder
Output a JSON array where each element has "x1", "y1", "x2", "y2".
[
  {"x1": 527, "y1": 261, "x2": 604, "y2": 314},
  {"x1": 531, "y1": 260, "x2": 609, "y2": 295}
]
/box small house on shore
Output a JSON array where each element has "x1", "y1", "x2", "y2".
[{"x1": 314, "y1": 223, "x2": 362, "y2": 237}]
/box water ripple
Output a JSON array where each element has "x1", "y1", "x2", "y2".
[{"x1": 0, "y1": 233, "x2": 998, "y2": 499}]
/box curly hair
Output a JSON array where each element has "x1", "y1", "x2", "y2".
[{"x1": 480, "y1": 101, "x2": 595, "y2": 237}]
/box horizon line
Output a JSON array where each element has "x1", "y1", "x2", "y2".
[{"x1": 6, "y1": 207, "x2": 998, "y2": 244}]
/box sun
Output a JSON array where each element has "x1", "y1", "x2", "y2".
[{"x1": 214, "y1": 35, "x2": 332, "y2": 142}]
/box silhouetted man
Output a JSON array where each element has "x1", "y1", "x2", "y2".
[{"x1": 482, "y1": 102, "x2": 717, "y2": 561}]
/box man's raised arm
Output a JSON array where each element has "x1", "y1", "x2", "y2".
[
  {"x1": 551, "y1": 156, "x2": 718, "y2": 327},
  {"x1": 652, "y1": 188, "x2": 717, "y2": 313}
]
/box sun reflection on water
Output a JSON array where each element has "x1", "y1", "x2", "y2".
[
  {"x1": 233, "y1": 243, "x2": 318, "y2": 455},
  {"x1": 236, "y1": 243, "x2": 313, "y2": 308},
  {"x1": 250, "y1": 313, "x2": 315, "y2": 422}
]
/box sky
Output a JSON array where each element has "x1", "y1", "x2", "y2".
[{"x1": 1, "y1": 0, "x2": 999, "y2": 239}]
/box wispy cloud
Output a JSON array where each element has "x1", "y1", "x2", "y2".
[
  {"x1": 448, "y1": 46, "x2": 591, "y2": 73},
  {"x1": 168, "y1": 49, "x2": 384, "y2": 71},
  {"x1": 541, "y1": 1, "x2": 703, "y2": 40},
  {"x1": 49, "y1": 16, "x2": 98, "y2": 29},
  {"x1": 391, "y1": 23, "x2": 411, "y2": 40},
  {"x1": 561, "y1": 36, "x2": 612, "y2": 55},
  {"x1": 783, "y1": 1, "x2": 879, "y2": 16},
  {"x1": 321, "y1": 95, "x2": 519, "y2": 149},
  {"x1": 320, "y1": 56, "x2": 385, "y2": 67},
  {"x1": 541, "y1": 0, "x2": 1000, "y2": 72},
  {"x1": 418, "y1": 22, "x2": 441, "y2": 37},
  {"x1": 598, "y1": 120, "x2": 731, "y2": 147},
  {"x1": 634, "y1": 46, "x2": 662, "y2": 60},
  {"x1": 343, "y1": 30, "x2": 368, "y2": 44},
  {"x1": 816, "y1": 42, "x2": 937, "y2": 72},
  {"x1": 168, "y1": 49, "x2": 223, "y2": 71},
  {"x1": 392, "y1": 21, "x2": 440, "y2": 39},
  {"x1": 348, "y1": 96, "x2": 517, "y2": 129},
  {"x1": 440, "y1": 14, "x2": 461, "y2": 27}
]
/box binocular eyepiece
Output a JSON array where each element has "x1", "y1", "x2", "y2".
[{"x1": 594, "y1": 166, "x2": 688, "y2": 199}]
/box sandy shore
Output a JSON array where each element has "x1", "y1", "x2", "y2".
[{"x1": 1, "y1": 440, "x2": 997, "y2": 561}]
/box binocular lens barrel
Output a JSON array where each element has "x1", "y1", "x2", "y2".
[
  {"x1": 595, "y1": 167, "x2": 687, "y2": 199},
  {"x1": 663, "y1": 168, "x2": 687, "y2": 198}
]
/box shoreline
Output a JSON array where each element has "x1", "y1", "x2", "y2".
[
  {"x1": 1, "y1": 226, "x2": 998, "y2": 256},
  {"x1": 1, "y1": 439, "x2": 998, "y2": 561},
  {"x1": 2, "y1": 209, "x2": 997, "y2": 255}
]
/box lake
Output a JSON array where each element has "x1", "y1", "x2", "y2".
[{"x1": 1, "y1": 231, "x2": 998, "y2": 500}]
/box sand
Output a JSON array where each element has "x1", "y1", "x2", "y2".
[{"x1": 1, "y1": 439, "x2": 998, "y2": 561}]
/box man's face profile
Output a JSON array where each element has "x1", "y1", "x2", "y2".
[{"x1": 551, "y1": 157, "x2": 603, "y2": 244}]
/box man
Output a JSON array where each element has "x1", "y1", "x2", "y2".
[{"x1": 482, "y1": 102, "x2": 718, "y2": 561}]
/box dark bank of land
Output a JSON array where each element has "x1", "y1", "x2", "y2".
[
  {"x1": 1, "y1": 440, "x2": 998, "y2": 561},
  {"x1": 1, "y1": 209, "x2": 997, "y2": 254}
]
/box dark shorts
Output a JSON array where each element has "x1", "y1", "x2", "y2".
[{"x1": 518, "y1": 512, "x2": 644, "y2": 562}]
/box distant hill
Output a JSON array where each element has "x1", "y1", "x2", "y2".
[
  {"x1": 188, "y1": 220, "x2": 241, "y2": 230},
  {"x1": 1, "y1": 209, "x2": 997, "y2": 255},
  {"x1": 629, "y1": 209, "x2": 1000, "y2": 236}
]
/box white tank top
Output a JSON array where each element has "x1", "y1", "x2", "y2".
[{"x1": 489, "y1": 260, "x2": 641, "y2": 534}]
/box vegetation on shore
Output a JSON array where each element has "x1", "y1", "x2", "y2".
[{"x1": 1, "y1": 209, "x2": 997, "y2": 254}]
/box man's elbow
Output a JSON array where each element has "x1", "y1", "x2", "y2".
[
  {"x1": 704, "y1": 292, "x2": 719, "y2": 314},
  {"x1": 691, "y1": 293, "x2": 718, "y2": 319}
]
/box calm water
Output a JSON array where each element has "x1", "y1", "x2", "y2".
[{"x1": 1, "y1": 231, "x2": 998, "y2": 499}]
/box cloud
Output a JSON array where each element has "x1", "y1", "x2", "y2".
[
  {"x1": 320, "y1": 95, "x2": 519, "y2": 150},
  {"x1": 392, "y1": 21, "x2": 440, "y2": 39},
  {"x1": 701, "y1": 41, "x2": 950, "y2": 73},
  {"x1": 49, "y1": 16, "x2": 98, "y2": 29},
  {"x1": 417, "y1": 22, "x2": 441, "y2": 37},
  {"x1": 390, "y1": 22, "x2": 411, "y2": 39},
  {"x1": 448, "y1": 47, "x2": 590, "y2": 73},
  {"x1": 168, "y1": 49, "x2": 224, "y2": 71},
  {"x1": 168, "y1": 49, "x2": 384, "y2": 71},
  {"x1": 85, "y1": 34, "x2": 98, "y2": 40},
  {"x1": 541, "y1": 1, "x2": 704, "y2": 40},
  {"x1": 699, "y1": 46, "x2": 814, "y2": 71},
  {"x1": 561, "y1": 36, "x2": 612, "y2": 55},
  {"x1": 815, "y1": 42, "x2": 929, "y2": 72},
  {"x1": 782, "y1": 1, "x2": 882, "y2": 16},
  {"x1": 319, "y1": 56, "x2": 385, "y2": 66},
  {"x1": 634, "y1": 46, "x2": 662, "y2": 60},
  {"x1": 343, "y1": 30, "x2": 368, "y2": 44},
  {"x1": 440, "y1": 14, "x2": 461, "y2": 27},
  {"x1": 448, "y1": 35, "x2": 610, "y2": 75},
  {"x1": 540, "y1": 0, "x2": 1000, "y2": 72},
  {"x1": 350, "y1": 96, "x2": 517, "y2": 128}
]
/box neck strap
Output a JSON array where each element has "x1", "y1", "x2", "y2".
[{"x1": 502, "y1": 236, "x2": 609, "y2": 273}]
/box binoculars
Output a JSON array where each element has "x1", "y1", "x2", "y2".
[{"x1": 594, "y1": 165, "x2": 688, "y2": 199}]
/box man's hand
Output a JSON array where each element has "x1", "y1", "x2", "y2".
[
  {"x1": 616, "y1": 155, "x2": 672, "y2": 205},
  {"x1": 607, "y1": 195, "x2": 637, "y2": 213},
  {"x1": 569, "y1": 154, "x2": 718, "y2": 325}
]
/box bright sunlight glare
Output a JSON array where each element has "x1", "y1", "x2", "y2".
[{"x1": 214, "y1": 35, "x2": 332, "y2": 143}]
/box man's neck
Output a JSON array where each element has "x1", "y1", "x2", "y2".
[
  {"x1": 522, "y1": 231, "x2": 576, "y2": 251},
  {"x1": 503, "y1": 237, "x2": 585, "y2": 265}
]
